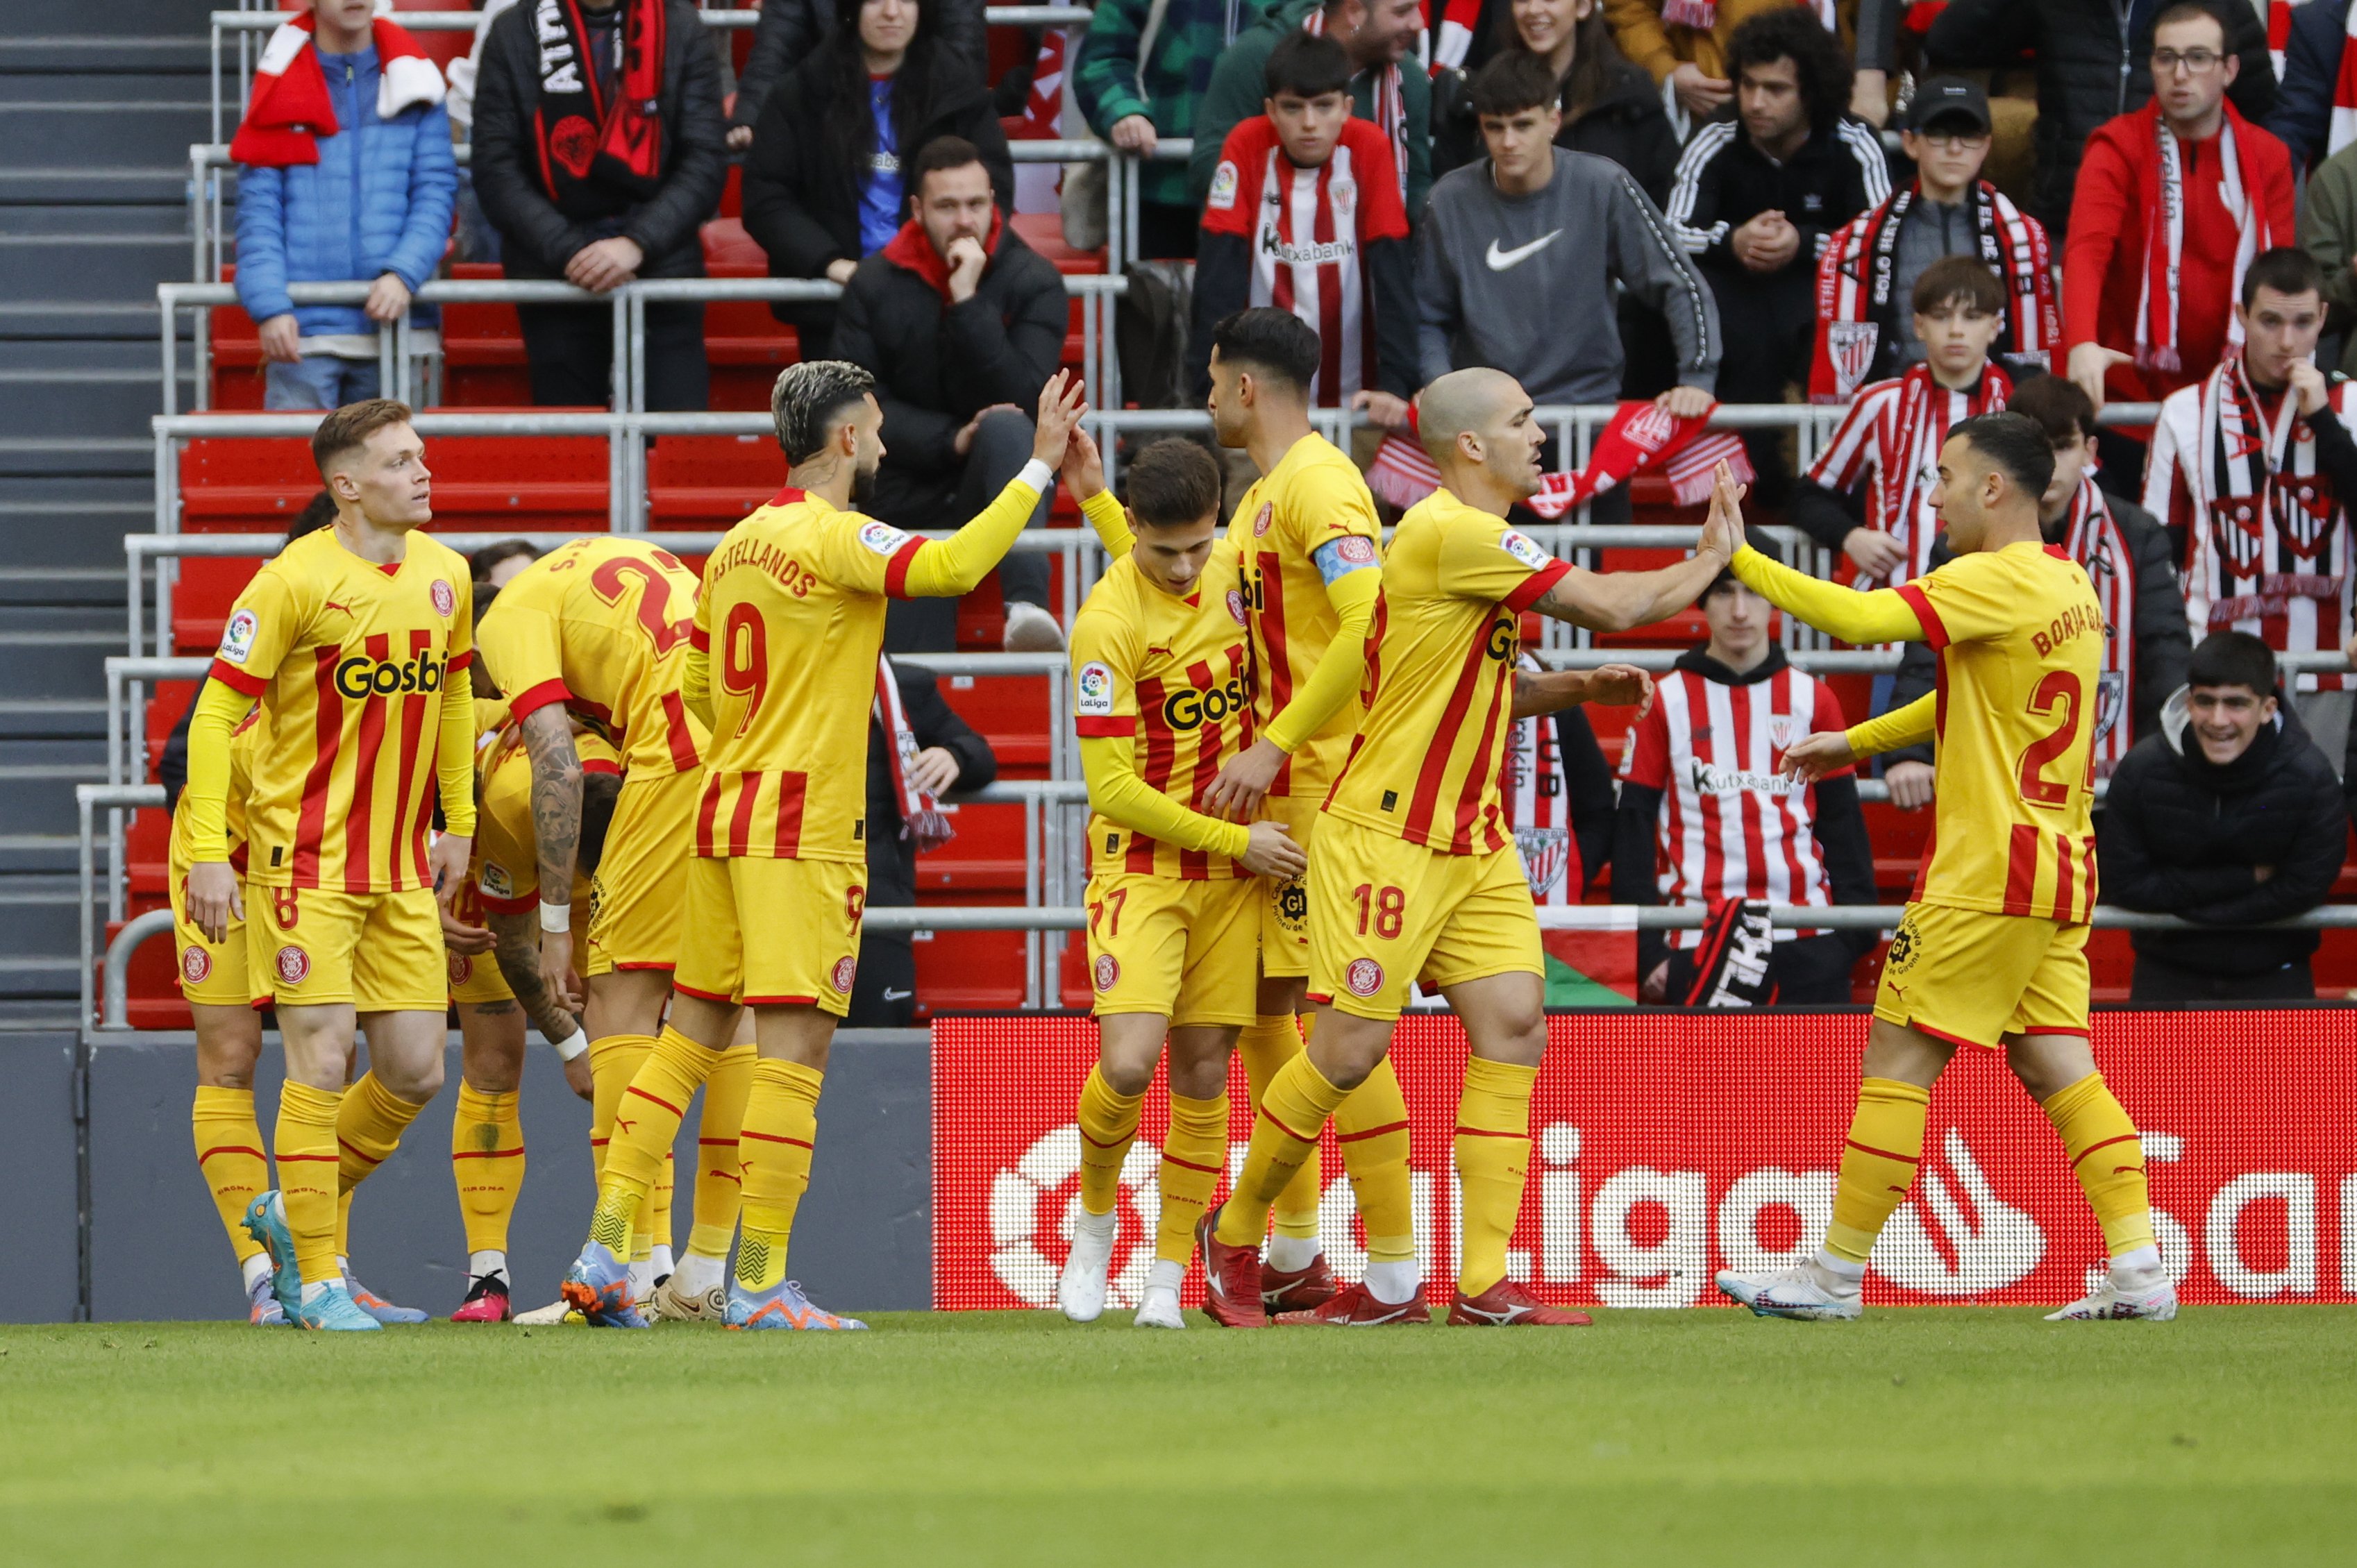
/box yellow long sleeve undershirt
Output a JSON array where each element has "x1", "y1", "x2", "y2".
[
  {"x1": 901, "y1": 461, "x2": 1055, "y2": 597},
  {"x1": 436, "y1": 673, "x2": 477, "y2": 838},
  {"x1": 1262, "y1": 564, "x2": 1377, "y2": 755},
  {"x1": 181, "y1": 677, "x2": 249, "y2": 861},
  {"x1": 1078, "y1": 488, "x2": 1134, "y2": 557},
  {"x1": 1080, "y1": 736, "x2": 1252, "y2": 861},
  {"x1": 1846, "y1": 693, "x2": 1937, "y2": 759},
  {"x1": 682, "y1": 643, "x2": 713, "y2": 731},
  {"x1": 1729, "y1": 545, "x2": 1927, "y2": 646}
]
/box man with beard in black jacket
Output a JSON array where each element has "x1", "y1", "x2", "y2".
[
  {"x1": 2100, "y1": 632, "x2": 2348, "y2": 1002},
  {"x1": 470, "y1": 0, "x2": 726, "y2": 409},
  {"x1": 833, "y1": 138, "x2": 1069, "y2": 653},
  {"x1": 846, "y1": 658, "x2": 997, "y2": 1027}
]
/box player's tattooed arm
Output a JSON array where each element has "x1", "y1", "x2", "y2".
[
  {"x1": 485, "y1": 908, "x2": 585, "y2": 1053},
  {"x1": 1511, "y1": 664, "x2": 1654, "y2": 718},
  {"x1": 519, "y1": 705, "x2": 583, "y2": 907}
]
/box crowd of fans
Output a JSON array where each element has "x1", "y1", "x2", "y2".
[{"x1": 225, "y1": 0, "x2": 2357, "y2": 1004}]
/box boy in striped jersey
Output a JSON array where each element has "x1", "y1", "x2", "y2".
[
  {"x1": 1196, "y1": 367, "x2": 1693, "y2": 1329},
  {"x1": 1056, "y1": 440, "x2": 1310, "y2": 1330},
  {"x1": 183, "y1": 399, "x2": 478, "y2": 1332},
  {"x1": 1710, "y1": 414, "x2": 2172, "y2": 1324}
]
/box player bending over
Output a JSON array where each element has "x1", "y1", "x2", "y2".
[
  {"x1": 558, "y1": 362, "x2": 1088, "y2": 1329},
  {"x1": 1196, "y1": 366, "x2": 1693, "y2": 1327},
  {"x1": 184, "y1": 400, "x2": 478, "y2": 1331},
  {"x1": 1708, "y1": 412, "x2": 2171, "y2": 1322},
  {"x1": 1053, "y1": 440, "x2": 1309, "y2": 1328}
]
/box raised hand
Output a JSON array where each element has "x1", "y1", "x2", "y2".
[
  {"x1": 1699, "y1": 460, "x2": 1746, "y2": 562},
  {"x1": 1779, "y1": 730, "x2": 1856, "y2": 784},
  {"x1": 1060, "y1": 423, "x2": 1107, "y2": 503},
  {"x1": 1030, "y1": 369, "x2": 1089, "y2": 468}
]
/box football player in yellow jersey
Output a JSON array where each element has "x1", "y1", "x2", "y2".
[
  {"x1": 559, "y1": 362, "x2": 1088, "y2": 1329},
  {"x1": 1077, "y1": 307, "x2": 1424, "y2": 1322},
  {"x1": 474, "y1": 536, "x2": 731, "y2": 1310},
  {"x1": 1052, "y1": 441, "x2": 1310, "y2": 1329},
  {"x1": 1704, "y1": 414, "x2": 2172, "y2": 1323},
  {"x1": 1197, "y1": 368, "x2": 1702, "y2": 1328},
  {"x1": 184, "y1": 399, "x2": 478, "y2": 1332}
]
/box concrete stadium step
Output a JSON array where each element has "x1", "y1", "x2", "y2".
[
  {"x1": 0, "y1": 835, "x2": 79, "y2": 877},
  {"x1": 0, "y1": 568, "x2": 126, "y2": 609},
  {"x1": 0, "y1": 233, "x2": 188, "y2": 306},
  {"x1": 0, "y1": 480, "x2": 156, "y2": 566},
  {"x1": 0, "y1": 299, "x2": 171, "y2": 344},
  {"x1": 0, "y1": 702, "x2": 109, "y2": 743},
  {"x1": 0, "y1": 762, "x2": 110, "y2": 838},
  {"x1": 0, "y1": 876, "x2": 84, "y2": 959},
  {"x1": 0, "y1": 953, "x2": 82, "y2": 1002},
  {"x1": 0, "y1": 626, "x2": 124, "y2": 702},
  {"x1": 0, "y1": 362, "x2": 183, "y2": 448},
  {"x1": 0, "y1": 95, "x2": 209, "y2": 174},
  {"x1": 0, "y1": 437, "x2": 153, "y2": 480}
]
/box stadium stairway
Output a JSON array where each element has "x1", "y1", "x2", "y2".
[{"x1": 0, "y1": 0, "x2": 208, "y2": 1018}]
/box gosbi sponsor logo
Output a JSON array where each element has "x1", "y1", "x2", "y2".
[
  {"x1": 931, "y1": 1013, "x2": 2357, "y2": 1310},
  {"x1": 1344, "y1": 957, "x2": 1384, "y2": 997},
  {"x1": 181, "y1": 945, "x2": 211, "y2": 984},
  {"x1": 335, "y1": 650, "x2": 446, "y2": 700},
  {"x1": 274, "y1": 945, "x2": 309, "y2": 986},
  {"x1": 1161, "y1": 673, "x2": 1246, "y2": 731},
  {"x1": 1093, "y1": 953, "x2": 1120, "y2": 992},
  {"x1": 831, "y1": 955, "x2": 857, "y2": 994}
]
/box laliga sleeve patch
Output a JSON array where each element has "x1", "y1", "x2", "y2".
[
  {"x1": 1498, "y1": 529, "x2": 1552, "y2": 571},
  {"x1": 1075, "y1": 660, "x2": 1116, "y2": 718},
  {"x1": 857, "y1": 519, "x2": 912, "y2": 557},
  {"x1": 1311, "y1": 534, "x2": 1379, "y2": 584},
  {"x1": 1208, "y1": 160, "x2": 1240, "y2": 211},
  {"x1": 217, "y1": 608, "x2": 260, "y2": 665},
  {"x1": 479, "y1": 862, "x2": 514, "y2": 900}
]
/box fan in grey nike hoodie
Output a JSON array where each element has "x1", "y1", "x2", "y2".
[{"x1": 1417, "y1": 147, "x2": 1720, "y2": 407}]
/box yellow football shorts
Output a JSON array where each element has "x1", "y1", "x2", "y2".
[
  {"x1": 1305, "y1": 815, "x2": 1543, "y2": 1022},
  {"x1": 1084, "y1": 869, "x2": 1260, "y2": 1027},
  {"x1": 1256, "y1": 792, "x2": 1318, "y2": 979},
  {"x1": 585, "y1": 766, "x2": 697, "y2": 978},
  {"x1": 446, "y1": 872, "x2": 514, "y2": 1005},
  {"x1": 1872, "y1": 901, "x2": 2092, "y2": 1048},
  {"x1": 167, "y1": 841, "x2": 251, "y2": 1009},
  {"x1": 246, "y1": 882, "x2": 447, "y2": 1012},
  {"x1": 673, "y1": 853, "x2": 865, "y2": 1015}
]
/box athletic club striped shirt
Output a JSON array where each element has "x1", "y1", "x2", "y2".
[
  {"x1": 475, "y1": 537, "x2": 707, "y2": 778},
  {"x1": 1893, "y1": 543, "x2": 2105, "y2": 922},
  {"x1": 1803, "y1": 362, "x2": 2011, "y2": 587},
  {"x1": 1619, "y1": 659, "x2": 1849, "y2": 950},
  {"x1": 1200, "y1": 117, "x2": 1409, "y2": 407},
  {"x1": 206, "y1": 526, "x2": 475, "y2": 892},
  {"x1": 1325, "y1": 489, "x2": 1568, "y2": 854}
]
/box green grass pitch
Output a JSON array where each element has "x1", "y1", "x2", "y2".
[{"x1": 3, "y1": 1308, "x2": 2351, "y2": 1565}]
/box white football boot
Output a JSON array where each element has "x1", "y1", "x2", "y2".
[
  {"x1": 1058, "y1": 1209, "x2": 1118, "y2": 1323},
  {"x1": 1716, "y1": 1263, "x2": 1864, "y2": 1321},
  {"x1": 2046, "y1": 1272, "x2": 2177, "y2": 1322},
  {"x1": 1134, "y1": 1284, "x2": 1185, "y2": 1329}
]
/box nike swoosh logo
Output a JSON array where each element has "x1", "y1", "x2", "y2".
[
  {"x1": 881, "y1": 988, "x2": 912, "y2": 1001},
  {"x1": 1485, "y1": 230, "x2": 1562, "y2": 271}
]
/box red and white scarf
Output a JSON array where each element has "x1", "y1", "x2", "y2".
[
  {"x1": 1661, "y1": 0, "x2": 1838, "y2": 31},
  {"x1": 2329, "y1": 2, "x2": 2357, "y2": 155},
  {"x1": 877, "y1": 657, "x2": 955, "y2": 852},
  {"x1": 1306, "y1": 5, "x2": 1409, "y2": 200},
  {"x1": 2053, "y1": 476, "x2": 2141, "y2": 776},
  {"x1": 1018, "y1": 27, "x2": 1068, "y2": 136},
  {"x1": 1806, "y1": 362, "x2": 2011, "y2": 587},
  {"x1": 2131, "y1": 99, "x2": 2275, "y2": 374},
  {"x1": 1428, "y1": 0, "x2": 1482, "y2": 74},
  {"x1": 1809, "y1": 179, "x2": 2055, "y2": 403},
  {"x1": 228, "y1": 10, "x2": 446, "y2": 168},
  {"x1": 1367, "y1": 401, "x2": 1751, "y2": 514},
  {"x1": 1503, "y1": 652, "x2": 1579, "y2": 904}
]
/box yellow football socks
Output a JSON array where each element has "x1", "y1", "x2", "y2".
[
  {"x1": 192, "y1": 1086, "x2": 267, "y2": 1263},
  {"x1": 1454, "y1": 1057, "x2": 1536, "y2": 1297},
  {"x1": 1214, "y1": 1052, "x2": 1352, "y2": 1248},
  {"x1": 735, "y1": 1059, "x2": 824, "y2": 1292},
  {"x1": 335, "y1": 1188, "x2": 353, "y2": 1262},
  {"x1": 1825, "y1": 1077, "x2": 1931, "y2": 1263},
  {"x1": 1075, "y1": 1065, "x2": 1144, "y2": 1217},
  {"x1": 1236, "y1": 1015, "x2": 1322, "y2": 1239},
  {"x1": 451, "y1": 1081, "x2": 525, "y2": 1257},
  {"x1": 687, "y1": 1043, "x2": 755, "y2": 1259},
  {"x1": 335, "y1": 1070, "x2": 423, "y2": 1197},
  {"x1": 586, "y1": 1032, "x2": 656, "y2": 1179},
  {"x1": 274, "y1": 1081, "x2": 343, "y2": 1285},
  {"x1": 1335, "y1": 1054, "x2": 1417, "y2": 1269},
  {"x1": 589, "y1": 1025, "x2": 716, "y2": 1254},
  {"x1": 1157, "y1": 1092, "x2": 1228, "y2": 1264},
  {"x1": 2043, "y1": 1072, "x2": 2157, "y2": 1257}
]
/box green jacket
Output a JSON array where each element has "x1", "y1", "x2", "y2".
[
  {"x1": 2299, "y1": 140, "x2": 2357, "y2": 379},
  {"x1": 1074, "y1": 0, "x2": 1270, "y2": 210},
  {"x1": 1186, "y1": 0, "x2": 1432, "y2": 228}
]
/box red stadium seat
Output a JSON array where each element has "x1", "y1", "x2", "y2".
[
  {"x1": 646, "y1": 432, "x2": 787, "y2": 527},
  {"x1": 934, "y1": 673, "x2": 1052, "y2": 775},
  {"x1": 909, "y1": 923, "x2": 1029, "y2": 1011}
]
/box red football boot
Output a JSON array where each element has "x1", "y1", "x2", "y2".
[
  {"x1": 1447, "y1": 1280, "x2": 1592, "y2": 1326},
  {"x1": 1261, "y1": 1250, "x2": 1339, "y2": 1313},
  {"x1": 1196, "y1": 1210, "x2": 1268, "y2": 1328},
  {"x1": 449, "y1": 1272, "x2": 513, "y2": 1323},
  {"x1": 1276, "y1": 1281, "x2": 1429, "y2": 1326}
]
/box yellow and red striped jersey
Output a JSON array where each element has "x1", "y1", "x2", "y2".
[
  {"x1": 1325, "y1": 489, "x2": 1569, "y2": 854},
  {"x1": 208, "y1": 527, "x2": 473, "y2": 892},
  {"x1": 473, "y1": 538, "x2": 706, "y2": 778},
  {"x1": 169, "y1": 709, "x2": 263, "y2": 877},
  {"x1": 689, "y1": 488, "x2": 924, "y2": 862},
  {"x1": 1071, "y1": 543, "x2": 1254, "y2": 879},
  {"x1": 470, "y1": 728, "x2": 618, "y2": 916},
  {"x1": 1893, "y1": 541, "x2": 2106, "y2": 921},
  {"x1": 1230, "y1": 433, "x2": 1383, "y2": 798}
]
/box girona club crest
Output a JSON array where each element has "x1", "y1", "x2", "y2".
[
  {"x1": 181, "y1": 945, "x2": 211, "y2": 984},
  {"x1": 430, "y1": 579, "x2": 456, "y2": 618},
  {"x1": 2209, "y1": 497, "x2": 2268, "y2": 578},
  {"x1": 1092, "y1": 953, "x2": 1121, "y2": 992},
  {"x1": 1344, "y1": 957, "x2": 1384, "y2": 997},
  {"x1": 447, "y1": 952, "x2": 472, "y2": 986},
  {"x1": 274, "y1": 945, "x2": 310, "y2": 986},
  {"x1": 831, "y1": 955, "x2": 858, "y2": 994},
  {"x1": 1252, "y1": 503, "x2": 1275, "y2": 537}
]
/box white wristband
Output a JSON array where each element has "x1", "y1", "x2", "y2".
[
  {"x1": 1016, "y1": 457, "x2": 1055, "y2": 494},
  {"x1": 539, "y1": 899, "x2": 571, "y2": 934},
  {"x1": 546, "y1": 1023, "x2": 587, "y2": 1061}
]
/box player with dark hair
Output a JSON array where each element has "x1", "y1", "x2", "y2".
[
  {"x1": 558, "y1": 362, "x2": 1086, "y2": 1330},
  {"x1": 1711, "y1": 413, "x2": 2173, "y2": 1324},
  {"x1": 1055, "y1": 437, "x2": 1310, "y2": 1330},
  {"x1": 183, "y1": 398, "x2": 478, "y2": 1331}
]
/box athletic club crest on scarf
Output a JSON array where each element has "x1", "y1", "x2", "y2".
[{"x1": 529, "y1": 0, "x2": 668, "y2": 212}]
